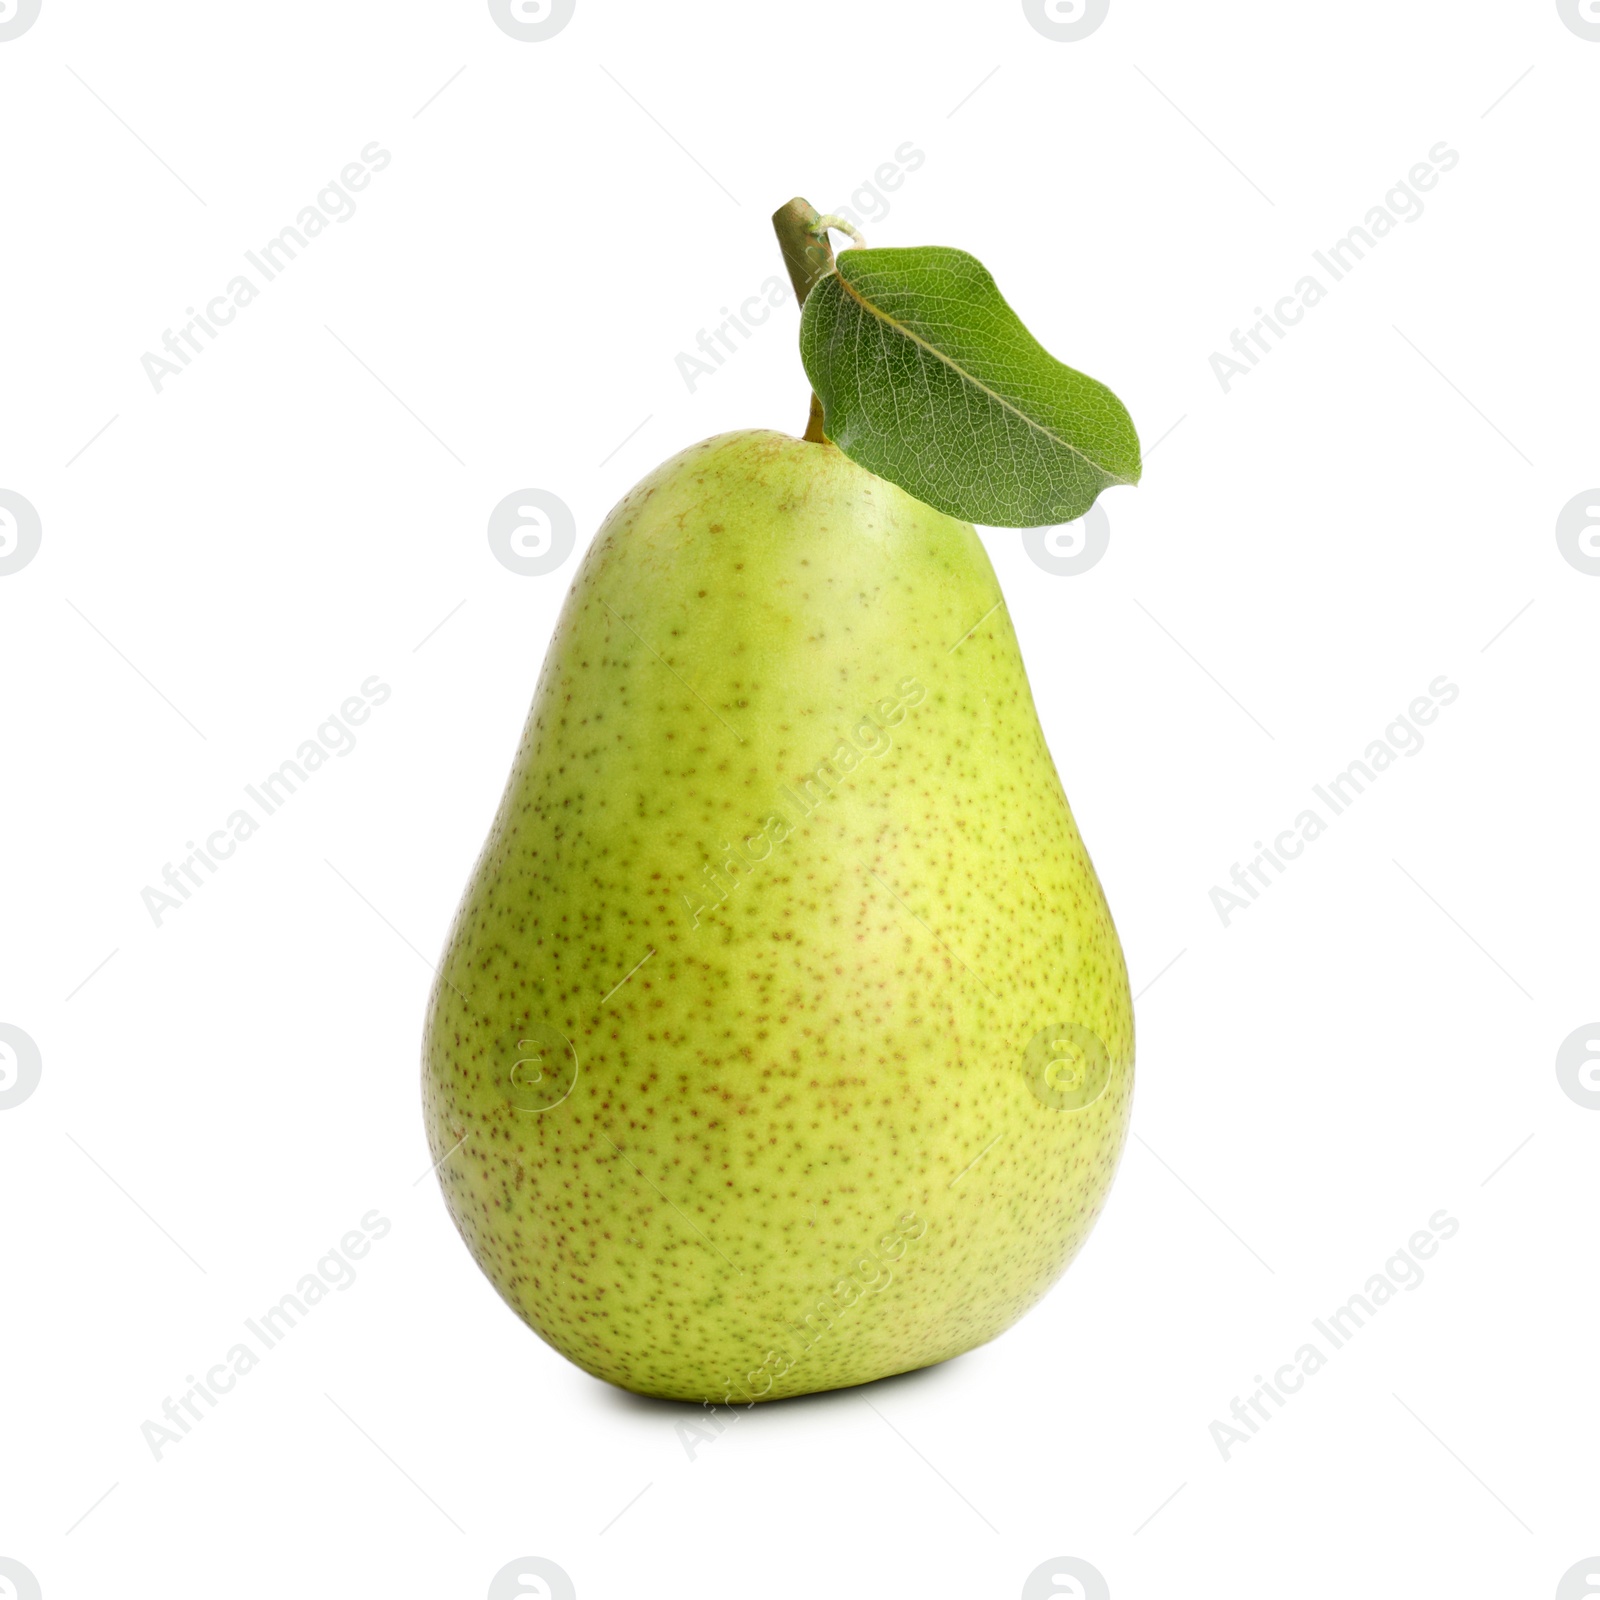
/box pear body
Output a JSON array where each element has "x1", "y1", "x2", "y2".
[{"x1": 423, "y1": 429, "x2": 1132, "y2": 1402}]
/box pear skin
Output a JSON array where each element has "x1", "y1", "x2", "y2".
[{"x1": 423, "y1": 429, "x2": 1132, "y2": 1402}]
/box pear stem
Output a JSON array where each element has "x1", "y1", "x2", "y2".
[
  {"x1": 771, "y1": 196, "x2": 848, "y2": 444},
  {"x1": 772, "y1": 196, "x2": 835, "y2": 304},
  {"x1": 802, "y1": 393, "x2": 826, "y2": 444}
]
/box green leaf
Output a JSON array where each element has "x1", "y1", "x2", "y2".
[{"x1": 798, "y1": 246, "x2": 1140, "y2": 527}]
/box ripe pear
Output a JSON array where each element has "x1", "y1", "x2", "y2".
[{"x1": 423, "y1": 429, "x2": 1132, "y2": 1402}]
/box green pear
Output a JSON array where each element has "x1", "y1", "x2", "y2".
[{"x1": 422, "y1": 429, "x2": 1132, "y2": 1402}]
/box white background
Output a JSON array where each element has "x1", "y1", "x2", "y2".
[{"x1": 2, "y1": 2, "x2": 1597, "y2": 1597}]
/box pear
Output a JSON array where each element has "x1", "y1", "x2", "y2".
[{"x1": 423, "y1": 428, "x2": 1132, "y2": 1402}]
